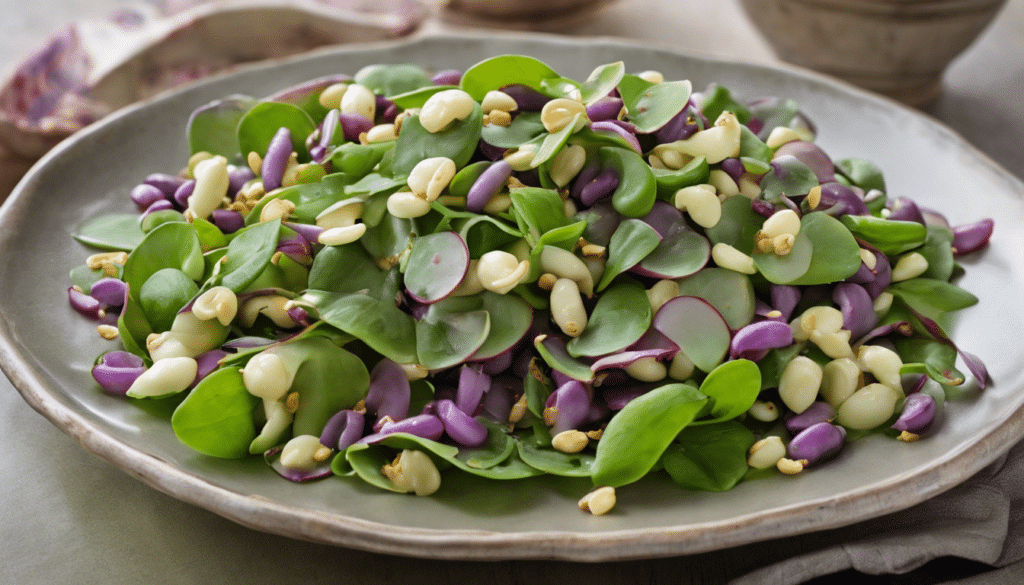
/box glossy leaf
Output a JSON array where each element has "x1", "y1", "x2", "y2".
[
  {"x1": 919, "y1": 225, "x2": 955, "y2": 281},
  {"x1": 404, "y1": 231, "x2": 469, "y2": 304},
  {"x1": 592, "y1": 383, "x2": 708, "y2": 487},
  {"x1": 460, "y1": 55, "x2": 560, "y2": 101},
  {"x1": 531, "y1": 113, "x2": 582, "y2": 169},
  {"x1": 187, "y1": 94, "x2": 255, "y2": 157},
  {"x1": 694, "y1": 359, "x2": 761, "y2": 424},
  {"x1": 123, "y1": 222, "x2": 204, "y2": 297},
  {"x1": 653, "y1": 296, "x2": 730, "y2": 373},
  {"x1": 171, "y1": 368, "x2": 258, "y2": 459},
  {"x1": 534, "y1": 334, "x2": 595, "y2": 383},
  {"x1": 895, "y1": 338, "x2": 965, "y2": 386},
  {"x1": 566, "y1": 280, "x2": 651, "y2": 358},
  {"x1": 836, "y1": 158, "x2": 886, "y2": 193},
  {"x1": 599, "y1": 218, "x2": 661, "y2": 291},
  {"x1": 675, "y1": 267, "x2": 756, "y2": 331},
  {"x1": 579, "y1": 61, "x2": 625, "y2": 105},
  {"x1": 471, "y1": 291, "x2": 533, "y2": 361},
  {"x1": 391, "y1": 104, "x2": 483, "y2": 178},
  {"x1": 287, "y1": 338, "x2": 370, "y2": 435},
  {"x1": 416, "y1": 296, "x2": 490, "y2": 370},
  {"x1": 700, "y1": 83, "x2": 752, "y2": 125},
  {"x1": 207, "y1": 219, "x2": 281, "y2": 292},
  {"x1": 617, "y1": 75, "x2": 692, "y2": 133},
  {"x1": 517, "y1": 439, "x2": 594, "y2": 477},
  {"x1": 387, "y1": 85, "x2": 458, "y2": 109},
  {"x1": 481, "y1": 111, "x2": 545, "y2": 148},
  {"x1": 888, "y1": 278, "x2": 978, "y2": 322},
  {"x1": 760, "y1": 155, "x2": 819, "y2": 202},
  {"x1": 139, "y1": 268, "x2": 198, "y2": 332},
  {"x1": 755, "y1": 212, "x2": 861, "y2": 286},
  {"x1": 661, "y1": 421, "x2": 755, "y2": 491},
  {"x1": 509, "y1": 187, "x2": 569, "y2": 245},
  {"x1": 73, "y1": 213, "x2": 147, "y2": 251},
  {"x1": 599, "y1": 146, "x2": 657, "y2": 218},
  {"x1": 635, "y1": 219, "x2": 710, "y2": 279},
  {"x1": 841, "y1": 215, "x2": 927, "y2": 256},
  {"x1": 304, "y1": 290, "x2": 417, "y2": 364},
  {"x1": 355, "y1": 63, "x2": 430, "y2": 97},
  {"x1": 237, "y1": 102, "x2": 316, "y2": 162},
  {"x1": 652, "y1": 156, "x2": 709, "y2": 201}
]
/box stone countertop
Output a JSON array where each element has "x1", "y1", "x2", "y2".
[{"x1": 1, "y1": 1, "x2": 1022, "y2": 584}]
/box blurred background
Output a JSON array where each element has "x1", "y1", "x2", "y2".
[{"x1": 1, "y1": 1, "x2": 1022, "y2": 584}]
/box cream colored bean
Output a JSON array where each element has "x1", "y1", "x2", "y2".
[
  {"x1": 873, "y1": 292, "x2": 894, "y2": 319},
  {"x1": 747, "y1": 436, "x2": 786, "y2": 469},
  {"x1": 778, "y1": 356, "x2": 823, "y2": 414},
  {"x1": 408, "y1": 157, "x2": 456, "y2": 203},
  {"x1": 549, "y1": 144, "x2": 586, "y2": 188},
  {"x1": 399, "y1": 363, "x2": 429, "y2": 381},
  {"x1": 550, "y1": 278, "x2": 588, "y2": 337},
  {"x1": 765, "y1": 126, "x2": 802, "y2": 149},
  {"x1": 658, "y1": 148, "x2": 690, "y2": 170},
  {"x1": 738, "y1": 174, "x2": 762, "y2": 199},
  {"x1": 252, "y1": 398, "x2": 294, "y2": 452},
  {"x1": 772, "y1": 234, "x2": 796, "y2": 256},
  {"x1": 583, "y1": 257, "x2": 605, "y2": 292},
  {"x1": 661, "y1": 111, "x2": 741, "y2": 164},
  {"x1": 809, "y1": 330, "x2": 854, "y2": 359},
  {"x1": 240, "y1": 295, "x2": 297, "y2": 328},
  {"x1": 790, "y1": 316, "x2": 810, "y2": 342},
  {"x1": 318, "y1": 224, "x2": 367, "y2": 246},
  {"x1": 891, "y1": 252, "x2": 929, "y2": 282},
  {"x1": 365, "y1": 123, "x2": 397, "y2": 143},
  {"x1": 242, "y1": 350, "x2": 297, "y2": 401},
  {"x1": 384, "y1": 449, "x2": 441, "y2": 496},
  {"x1": 420, "y1": 89, "x2": 475, "y2": 133},
  {"x1": 483, "y1": 194, "x2": 513, "y2": 214},
  {"x1": 169, "y1": 311, "x2": 228, "y2": 356},
  {"x1": 192, "y1": 286, "x2": 237, "y2": 326},
  {"x1": 552, "y1": 430, "x2": 589, "y2": 453},
  {"x1": 562, "y1": 197, "x2": 578, "y2": 218},
  {"x1": 127, "y1": 357, "x2": 197, "y2": 399},
  {"x1": 800, "y1": 306, "x2": 845, "y2": 335},
  {"x1": 646, "y1": 279, "x2": 680, "y2": 314},
  {"x1": 315, "y1": 198, "x2": 364, "y2": 229},
  {"x1": 579, "y1": 486, "x2": 616, "y2": 515},
  {"x1": 674, "y1": 184, "x2": 722, "y2": 228},
  {"x1": 340, "y1": 83, "x2": 375, "y2": 121},
  {"x1": 503, "y1": 143, "x2": 537, "y2": 171},
  {"x1": 480, "y1": 90, "x2": 518, "y2": 114},
  {"x1": 777, "y1": 458, "x2": 805, "y2": 475},
  {"x1": 668, "y1": 350, "x2": 696, "y2": 381},
  {"x1": 279, "y1": 435, "x2": 324, "y2": 471},
  {"x1": 711, "y1": 243, "x2": 756, "y2": 274},
  {"x1": 709, "y1": 169, "x2": 740, "y2": 198},
  {"x1": 541, "y1": 98, "x2": 588, "y2": 133},
  {"x1": 821, "y1": 357, "x2": 863, "y2": 407},
  {"x1": 761, "y1": 209, "x2": 801, "y2": 239},
  {"x1": 747, "y1": 400, "x2": 780, "y2": 422},
  {"x1": 648, "y1": 153, "x2": 668, "y2": 170},
  {"x1": 624, "y1": 357, "x2": 667, "y2": 382},
  {"x1": 387, "y1": 190, "x2": 432, "y2": 218},
  {"x1": 260, "y1": 197, "x2": 295, "y2": 223},
  {"x1": 857, "y1": 344, "x2": 904, "y2": 392},
  {"x1": 247, "y1": 151, "x2": 263, "y2": 175},
  {"x1": 636, "y1": 70, "x2": 664, "y2": 84},
  {"x1": 317, "y1": 82, "x2": 348, "y2": 109},
  {"x1": 187, "y1": 155, "x2": 229, "y2": 220},
  {"x1": 835, "y1": 383, "x2": 900, "y2": 430},
  {"x1": 859, "y1": 248, "x2": 877, "y2": 270},
  {"x1": 147, "y1": 332, "x2": 192, "y2": 362},
  {"x1": 539, "y1": 246, "x2": 595, "y2": 297},
  {"x1": 476, "y1": 250, "x2": 529, "y2": 295}
]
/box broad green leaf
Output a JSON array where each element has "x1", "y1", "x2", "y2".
[
  {"x1": 599, "y1": 218, "x2": 661, "y2": 291},
  {"x1": 237, "y1": 102, "x2": 316, "y2": 162},
  {"x1": 123, "y1": 222, "x2": 204, "y2": 297},
  {"x1": 73, "y1": 213, "x2": 147, "y2": 251},
  {"x1": 617, "y1": 75, "x2": 693, "y2": 133},
  {"x1": 755, "y1": 212, "x2": 861, "y2": 286},
  {"x1": 919, "y1": 225, "x2": 955, "y2": 282},
  {"x1": 579, "y1": 61, "x2": 625, "y2": 105},
  {"x1": 653, "y1": 156, "x2": 709, "y2": 201},
  {"x1": 460, "y1": 55, "x2": 560, "y2": 101},
  {"x1": 895, "y1": 338, "x2": 966, "y2": 386},
  {"x1": 699, "y1": 83, "x2": 752, "y2": 125},
  {"x1": 653, "y1": 296, "x2": 731, "y2": 373},
  {"x1": 187, "y1": 94, "x2": 255, "y2": 157},
  {"x1": 139, "y1": 268, "x2": 199, "y2": 332},
  {"x1": 888, "y1": 278, "x2": 978, "y2": 322},
  {"x1": 566, "y1": 280, "x2": 651, "y2": 357},
  {"x1": 387, "y1": 85, "x2": 457, "y2": 109},
  {"x1": 661, "y1": 421, "x2": 755, "y2": 491},
  {"x1": 530, "y1": 113, "x2": 582, "y2": 169},
  {"x1": 415, "y1": 297, "x2": 490, "y2": 370},
  {"x1": 304, "y1": 290, "x2": 417, "y2": 364},
  {"x1": 171, "y1": 368, "x2": 258, "y2": 459},
  {"x1": 207, "y1": 219, "x2": 281, "y2": 292},
  {"x1": 841, "y1": 215, "x2": 927, "y2": 256},
  {"x1": 836, "y1": 158, "x2": 887, "y2": 193},
  {"x1": 704, "y1": 194, "x2": 763, "y2": 255},
  {"x1": 676, "y1": 267, "x2": 756, "y2": 331},
  {"x1": 517, "y1": 440, "x2": 594, "y2": 477},
  {"x1": 694, "y1": 360, "x2": 761, "y2": 424},
  {"x1": 392, "y1": 105, "x2": 483, "y2": 178},
  {"x1": 759, "y1": 155, "x2": 819, "y2": 202},
  {"x1": 600, "y1": 146, "x2": 657, "y2": 218},
  {"x1": 535, "y1": 335, "x2": 595, "y2": 383},
  {"x1": 355, "y1": 63, "x2": 431, "y2": 97}
]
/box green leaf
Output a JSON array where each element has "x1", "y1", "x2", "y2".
[
  {"x1": 836, "y1": 158, "x2": 887, "y2": 193},
  {"x1": 123, "y1": 222, "x2": 204, "y2": 298},
  {"x1": 617, "y1": 75, "x2": 693, "y2": 133},
  {"x1": 207, "y1": 219, "x2": 281, "y2": 292},
  {"x1": 73, "y1": 213, "x2": 147, "y2": 251},
  {"x1": 895, "y1": 337, "x2": 965, "y2": 386},
  {"x1": 481, "y1": 111, "x2": 545, "y2": 148},
  {"x1": 592, "y1": 383, "x2": 708, "y2": 487},
  {"x1": 841, "y1": 215, "x2": 927, "y2": 256},
  {"x1": 171, "y1": 368, "x2": 258, "y2": 459},
  {"x1": 237, "y1": 102, "x2": 316, "y2": 162},
  {"x1": 888, "y1": 278, "x2": 978, "y2": 322},
  {"x1": 760, "y1": 155, "x2": 819, "y2": 202},
  {"x1": 676, "y1": 267, "x2": 756, "y2": 331},
  {"x1": 566, "y1": 280, "x2": 651, "y2": 357},
  {"x1": 919, "y1": 225, "x2": 955, "y2": 281},
  {"x1": 472, "y1": 291, "x2": 533, "y2": 361},
  {"x1": 509, "y1": 187, "x2": 569, "y2": 245},
  {"x1": 653, "y1": 156, "x2": 709, "y2": 201},
  {"x1": 187, "y1": 95, "x2": 255, "y2": 157},
  {"x1": 460, "y1": 55, "x2": 560, "y2": 101},
  {"x1": 755, "y1": 212, "x2": 861, "y2": 286},
  {"x1": 387, "y1": 85, "x2": 458, "y2": 109},
  {"x1": 287, "y1": 338, "x2": 370, "y2": 435},
  {"x1": 694, "y1": 360, "x2": 761, "y2": 424},
  {"x1": 517, "y1": 439, "x2": 594, "y2": 477},
  {"x1": 661, "y1": 421, "x2": 755, "y2": 491},
  {"x1": 304, "y1": 290, "x2": 417, "y2": 364},
  {"x1": 139, "y1": 268, "x2": 199, "y2": 332},
  {"x1": 599, "y1": 146, "x2": 657, "y2": 218},
  {"x1": 392, "y1": 105, "x2": 483, "y2": 178},
  {"x1": 599, "y1": 219, "x2": 661, "y2": 291},
  {"x1": 534, "y1": 335, "x2": 594, "y2": 383},
  {"x1": 355, "y1": 63, "x2": 431, "y2": 97},
  {"x1": 637, "y1": 219, "x2": 710, "y2": 280},
  {"x1": 738, "y1": 125, "x2": 772, "y2": 163},
  {"x1": 415, "y1": 297, "x2": 491, "y2": 370},
  {"x1": 704, "y1": 195, "x2": 763, "y2": 255},
  {"x1": 700, "y1": 83, "x2": 752, "y2": 125},
  {"x1": 530, "y1": 113, "x2": 582, "y2": 169},
  {"x1": 579, "y1": 61, "x2": 625, "y2": 105}
]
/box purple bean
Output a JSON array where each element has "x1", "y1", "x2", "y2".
[
  {"x1": 478, "y1": 349, "x2": 513, "y2": 376},
  {"x1": 435, "y1": 399, "x2": 488, "y2": 447},
  {"x1": 952, "y1": 218, "x2": 994, "y2": 255},
  {"x1": 892, "y1": 392, "x2": 936, "y2": 434},
  {"x1": 729, "y1": 320, "x2": 794, "y2": 361},
  {"x1": 773, "y1": 140, "x2": 835, "y2": 183},
  {"x1": 770, "y1": 284, "x2": 801, "y2": 321},
  {"x1": 785, "y1": 402, "x2": 836, "y2": 434},
  {"x1": 431, "y1": 69, "x2": 462, "y2": 86},
  {"x1": 570, "y1": 164, "x2": 601, "y2": 201},
  {"x1": 456, "y1": 364, "x2": 490, "y2": 415},
  {"x1": 586, "y1": 97, "x2": 623, "y2": 122},
  {"x1": 143, "y1": 173, "x2": 187, "y2": 196},
  {"x1": 276, "y1": 232, "x2": 312, "y2": 265},
  {"x1": 601, "y1": 384, "x2": 652, "y2": 410},
  {"x1": 788, "y1": 422, "x2": 846, "y2": 466},
  {"x1": 227, "y1": 166, "x2": 255, "y2": 198},
  {"x1": 655, "y1": 108, "x2": 701, "y2": 143},
  {"x1": 314, "y1": 108, "x2": 340, "y2": 159},
  {"x1": 746, "y1": 116, "x2": 764, "y2": 136},
  {"x1": 89, "y1": 277, "x2": 126, "y2": 308},
  {"x1": 130, "y1": 183, "x2": 165, "y2": 210},
  {"x1": 173, "y1": 179, "x2": 195, "y2": 209},
  {"x1": 920, "y1": 207, "x2": 950, "y2": 228},
  {"x1": 720, "y1": 158, "x2": 745, "y2": 182},
  {"x1": 751, "y1": 198, "x2": 776, "y2": 219},
  {"x1": 211, "y1": 209, "x2": 244, "y2": 234},
  {"x1": 141, "y1": 198, "x2": 174, "y2": 221},
  {"x1": 862, "y1": 247, "x2": 892, "y2": 299},
  {"x1": 68, "y1": 287, "x2": 103, "y2": 318},
  {"x1": 589, "y1": 120, "x2": 641, "y2": 154},
  {"x1": 91, "y1": 351, "x2": 147, "y2": 396},
  {"x1": 282, "y1": 221, "x2": 324, "y2": 245},
  {"x1": 887, "y1": 196, "x2": 925, "y2": 225},
  {"x1": 580, "y1": 168, "x2": 620, "y2": 207},
  {"x1": 193, "y1": 349, "x2": 228, "y2": 387},
  {"x1": 817, "y1": 182, "x2": 870, "y2": 217},
  {"x1": 467, "y1": 160, "x2": 511, "y2": 212},
  {"x1": 375, "y1": 95, "x2": 393, "y2": 119},
  {"x1": 853, "y1": 321, "x2": 913, "y2": 348},
  {"x1": 365, "y1": 358, "x2": 411, "y2": 425},
  {"x1": 309, "y1": 145, "x2": 327, "y2": 162},
  {"x1": 501, "y1": 84, "x2": 550, "y2": 111},
  {"x1": 320, "y1": 409, "x2": 365, "y2": 450},
  {"x1": 358, "y1": 413, "x2": 444, "y2": 444},
  {"x1": 546, "y1": 380, "x2": 591, "y2": 435},
  {"x1": 480, "y1": 377, "x2": 518, "y2": 423},
  {"x1": 262, "y1": 127, "x2": 293, "y2": 191},
  {"x1": 832, "y1": 282, "x2": 878, "y2": 339}
]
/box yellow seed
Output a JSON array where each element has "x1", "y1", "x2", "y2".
[
  {"x1": 552, "y1": 430, "x2": 589, "y2": 453},
  {"x1": 806, "y1": 185, "x2": 822, "y2": 209},
  {"x1": 578, "y1": 486, "x2": 616, "y2": 516},
  {"x1": 898, "y1": 431, "x2": 921, "y2": 442},
  {"x1": 97, "y1": 324, "x2": 119, "y2": 340},
  {"x1": 247, "y1": 151, "x2": 263, "y2": 175},
  {"x1": 285, "y1": 392, "x2": 300, "y2": 413},
  {"x1": 508, "y1": 395, "x2": 528, "y2": 424},
  {"x1": 777, "y1": 458, "x2": 805, "y2": 475},
  {"x1": 586, "y1": 429, "x2": 603, "y2": 441},
  {"x1": 537, "y1": 273, "x2": 558, "y2": 291},
  {"x1": 488, "y1": 110, "x2": 512, "y2": 127}
]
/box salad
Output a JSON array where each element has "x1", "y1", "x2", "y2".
[{"x1": 68, "y1": 55, "x2": 994, "y2": 516}]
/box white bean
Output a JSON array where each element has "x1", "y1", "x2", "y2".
[
  {"x1": 386, "y1": 190, "x2": 432, "y2": 219},
  {"x1": 550, "y1": 278, "x2": 588, "y2": 337},
  {"x1": 315, "y1": 198, "x2": 364, "y2": 229},
  {"x1": 765, "y1": 126, "x2": 802, "y2": 149},
  {"x1": 674, "y1": 184, "x2": 722, "y2": 228},
  {"x1": 578, "y1": 486, "x2": 616, "y2": 516},
  {"x1": 857, "y1": 344, "x2": 904, "y2": 392},
  {"x1": 540, "y1": 98, "x2": 587, "y2": 133},
  {"x1": 480, "y1": 90, "x2": 518, "y2": 114},
  {"x1": 778, "y1": 356, "x2": 823, "y2": 414},
  {"x1": 318, "y1": 224, "x2": 367, "y2": 246},
  {"x1": 549, "y1": 144, "x2": 586, "y2": 188},
  {"x1": 384, "y1": 449, "x2": 441, "y2": 496},
  {"x1": 280, "y1": 435, "x2": 324, "y2": 471},
  {"x1": 821, "y1": 357, "x2": 863, "y2": 407},
  {"x1": 420, "y1": 89, "x2": 475, "y2": 133},
  {"x1": 646, "y1": 279, "x2": 680, "y2": 314},
  {"x1": 191, "y1": 286, "x2": 238, "y2": 326},
  {"x1": 711, "y1": 243, "x2": 756, "y2": 274},
  {"x1": 126, "y1": 357, "x2": 197, "y2": 398},
  {"x1": 187, "y1": 156, "x2": 229, "y2": 220},
  {"x1": 539, "y1": 246, "x2": 594, "y2": 297},
  {"x1": 623, "y1": 356, "x2": 667, "y2": 382},
  {"x1": 242, "y1": 350, "x2": 297, "y2": 401},
  {"x1": 747, "y1": 436, "x2": 786, "y2": 469},
  {"x1": 240, "y1": 295, "x2": 297, "y2": 329},
  {"x1": 835, "y1": 383, "x2": 900, "y2": 430},
  {"x1": 340, "y1": 83, "x2": 376, "y2": 122},
  {"x1": 668, "y1": 350, "x2": 696, "y2": 381},
  {"x1": 891, "y1": 252, "x2": 929, "y2": 282},
  {"x1": 476, "y1": 250, "x2": 529, "y2": 295},
  {"x1": 408, "y1": 157, "x2": 456, "y2": 203},
  {"x1": 317, "y1": 82, "x2": 348, "y2": 109}
]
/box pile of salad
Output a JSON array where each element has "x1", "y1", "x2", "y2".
[{"x1": 68, "y1": 55, "x2": 994, "y2": 515}]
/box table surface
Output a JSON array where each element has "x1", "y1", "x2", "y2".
[{"x1": 1, "y1": 1, "x2": 1023, "y2": 583}]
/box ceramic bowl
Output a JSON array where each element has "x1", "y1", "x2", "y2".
[{"x1": 738, "y1": 0, "x2": 1009, "y2": 106}]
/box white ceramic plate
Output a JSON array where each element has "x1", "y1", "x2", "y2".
[{"x1": 2, "y1": 33, "x2": 1023, "y2": 562}]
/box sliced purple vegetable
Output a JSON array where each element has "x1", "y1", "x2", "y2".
[
  {"x1": 773, "y1": 140, "x2": 835, "y2": 183},
  {"x1": 173, "y1": 179, "x2": 195, "y2": 209},
  {"x1": 262, "y1": 127, "x2": 293, "y2": 191},
  {"x1": 431, "y1": 69, "x2": 463, "y2": 85},
  {"x1": 546, "y1": 379, "x2": 591, "y2": 435},
  {"x1": 952, "y1": 218, "x2": 994, "y2": 255},
  {"x1": 357, "y1": 413, "x2": 445, "y2": 444},
  {"x1": 893, "y1": 392, "x2": 936, "y2": 434},
  {"x1": 466, "y1": 160, "x2": 511, "y2": 212},
  {"x1": 365, "y1": 358, "x2": 411, "y2": 425},
  {"x1": 785, "y1": 402, "x2": 836, "y2": 435},
  {"x1": 265, "y1": 446, "x2": 334, "y2": 482},
  {"x1": 653, "y1": 296, "x2": 730, "y2": 373},
  {"x1": 403, "y1": 231, "x2": 470, "y2": 304},
  {"x1": 130, "y1": 183, "x2": 165, "y2": 211},
  {"x1": 435, "y1": 399, "x2": 487, "y2": 447},
  {"x1": 91, "y1": 351, "x2": 146, "y2": 396},
  {"x1": 817, "y1": 182, "x2": 870, "y2": 217},
  {"x1": 320, "y1": 409, "x2": 365, "y2": 451},
  {"x1": 788, "y1": 422, "x2": 846, "y2": 466},
  {"x1": 909, "y1": 308, "x2": 989, "y2": 389},
  {"x1": 456, "y1": 364, "x2": 491, "y2": 415},
  {"x1": 888, "y1": 196, "x2": 925, "y2": 225},
  {"x1": 729, "y1": 320, "x2": 794, "y2": 361},
  {"x1": 211, "y1": 209, "x2": 245, "y2": 234},
  {"x1": 832, "y1": 282, "x2": 878, "y2": 339}
]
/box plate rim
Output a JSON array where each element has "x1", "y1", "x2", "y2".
[{"x1": 2, "y1": 30, "x2": 1023, "y2": 562}]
